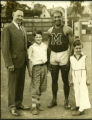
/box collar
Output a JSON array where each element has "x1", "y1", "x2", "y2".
[
  {"x1": 34, "y1": 42, "x2": 43, "y2": 46},
  {"x1": 12, "y1": 21, "x2": 20, "y2": 29},
  {"x1": 74, "y1": 53, "x2": 83, "y2": 61},
  {"x1": 54, "y1": 24, "x2": 63, "y2": 29}
]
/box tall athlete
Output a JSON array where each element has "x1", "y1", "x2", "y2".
[{"x1": 47, "y1": 10, "x2": 73, "y2": 109}]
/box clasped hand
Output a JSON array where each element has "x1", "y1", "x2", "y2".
[{"x1": 8, "y1": 65, "x2": 15, "y2": 72}]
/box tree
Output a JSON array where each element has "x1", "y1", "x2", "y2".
[
  {"x1": 24, "y1": 3, "x2": 44, "y2": 17},
  {"x1": 24, "y1": 9, "x2": 42, "y2": 18},
  {"x1": 0, "y1": 3, "x2": 2, "y2": 10},
  {"x1": 34, "y1": 3, "x2": 44, "y2": 11},
  {"x1": 70, "y1": 1, "x2": 84, "y2": 18},
  {"x1": 24, "y1": 10, "x2": 34, "y2": 17},
  {"x1": 33, "y1": 3, "x2": 43, "y2": 17},
  {"x1": 5, "y1": 1, "x2": 19, "y2": 19},
  {"x1": 67, "y1": 1, "x2": 85, "y2": 28},
  {"x1": 5, "y1": 1, "x2": 31, "y2": 19}
]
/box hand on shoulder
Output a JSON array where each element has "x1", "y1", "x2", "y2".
[{"x1": 8, "y1": 65, "x2": 15, "y2": 72}]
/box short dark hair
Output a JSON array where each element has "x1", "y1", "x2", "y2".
[
  {"x1": 33, "y1": 30, "x2": 42, "y2": 37},
  {"x1": 52, "y1": 10, "x2": 63, "y2": 16},
  {"x1": 73, "y1": 40, "x2": 83, "y2": 47}
]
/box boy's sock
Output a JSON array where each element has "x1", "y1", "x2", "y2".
[
  {"x1": 36, "y1": 98, "x2": 44, "y2": 111},
  {"x1": 31, "y1": 103, "x2": 39, "y2": 115}
]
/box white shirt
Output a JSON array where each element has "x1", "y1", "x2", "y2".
[
  {"x1": 28, "y1": 42, "x2": 47, "y2": 65},
  {"x1": 12, "y1": 21, "x2": 22, "y2": 30}
]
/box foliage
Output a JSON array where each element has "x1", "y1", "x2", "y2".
[
  {"x1": 24, "y1": 3, "x2": 44, "y2": 17},
  {"x1": 70, "y1": 1, "x2": 84, "y2": 17},
  {"x1": 0, "y1": 3, "x2": 2, "y2": 9},
  {"x1": 34, "y1": 3, "x2": 44, "y2": 11},
  {"x1": 4, "y1": 1, "x2": 32, "y2": 18},
  {"x1": 33, "y1": 3, "x2": 43, "y2": 17},
  {"x1": 67, "y1": 1, "x2": 85, "y2": 27},
  {"x1": 5, "y1": 1, "x2": 19, "y2": 19},
  {"x1": 24, "y1": 9, "x2": 42, "y2": 17},
  {"x1": 3, "y1": 1, "x2": 43, "y2": 18}
]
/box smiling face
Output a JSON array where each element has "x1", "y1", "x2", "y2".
[
  {"x1": 13, "y1": 10, "x2": 24, "y2": 25},
  {"x1": 74, "y1": 45, "x2": 82, "y2": 55},
  {"x1": 53, "y1": 11, "x2": 62, "y2": 27},
  {"x1": 34, "y1": 34, "x2": 42, "y2": 45}
]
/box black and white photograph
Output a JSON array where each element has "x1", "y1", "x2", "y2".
[{"x1": 1, "y1": 0, "x2": 92, "y2": 119}]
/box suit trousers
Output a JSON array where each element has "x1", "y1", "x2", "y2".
[{"x1": 8, "y1": 64, "x2": 26, "y2": 108}]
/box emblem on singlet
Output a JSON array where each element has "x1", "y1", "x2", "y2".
[{"x1": 51, "y1": 33, "x2": 63, "y2": 45}]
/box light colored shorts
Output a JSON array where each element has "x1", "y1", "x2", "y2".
[{"x1": 50, "y1": 50, "x2": 69, "y2": 66}]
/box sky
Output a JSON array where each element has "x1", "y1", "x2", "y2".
[
  {"x1": 1, "y1": 1, "x2": 70, "y2": 8},
  {"x1": 17, "y1": 1, "x2": 70, "y2": 8},
  {"x1": 1, "y1": 1, "x2": 91, "y2": 9}
]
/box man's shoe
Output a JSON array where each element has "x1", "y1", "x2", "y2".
[
  {"x1": 64, "y1": 100, "x2": 71, "y2": 109},
  {"x1": 71, "y1": 106, "x2": 79, "y2": 111},
  {"x1": 48, "y1": 101, "x2": 57, "y2": 108},
  {"x1": 72, "y1": 111, "x2": 84, "y2": 116},
  {"x1": 37, "y1": 104, "x2": 44, "y2": 111},
  {"x1": 10, "y1": 108, "x2": 20, "y2": 116},
  {"x1": 31, "y1": 107, "x2": 39, "y2": 115},
  {"x1": 64, "y1": 104, "x2": 71, "y2": 109},
  {"x1": 17, "y1": 104, "x2": 30, "y2": 110}
]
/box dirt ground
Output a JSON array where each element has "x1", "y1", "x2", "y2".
[{"x1": 1, "y1": 41, "x2": 92, "y2": 119}]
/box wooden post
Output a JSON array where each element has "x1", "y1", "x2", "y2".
[{"x1": 65, "y1": 7, "x2": 67, "y2": 26}]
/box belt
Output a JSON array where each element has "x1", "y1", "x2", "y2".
[
  {"x1": 33, "y1": 62, "x2": 47, "y2": 67},
  {"x1": 73, "y1": 69, "x2": 85, "y2": 71}
]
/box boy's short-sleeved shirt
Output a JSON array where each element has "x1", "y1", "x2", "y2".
[{"x1": 28, "y1": 42, "x2": 47, "y2": 65}]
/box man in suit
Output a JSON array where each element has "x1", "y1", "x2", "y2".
[
  {"x1": 47, "y1": 10, "x2": 73, "y2": 109},
  {"x1": 1, "y1": 8, "x2": 29, "y2": 116}
]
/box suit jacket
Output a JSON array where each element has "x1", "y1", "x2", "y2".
[{"x1": 1, "y1": 22, "x2": 28, "y2": 68}]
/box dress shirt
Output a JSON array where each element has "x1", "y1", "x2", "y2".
[{"x1": 12, "y1": 21, "x2": 22, "y2": 30}]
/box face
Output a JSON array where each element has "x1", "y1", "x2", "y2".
[
  {"x1": 74, "y1": 45, "x2": 82, "y2": 55},
  {"x1": 13, "y1": 10, "x2": 24, "y2": 24},
  {"x1": 34, "y1": 34, "x2": 42, "y2": 45},
  {"x1": 53, "y1": 12, "x2": 62, "y2": 26}
]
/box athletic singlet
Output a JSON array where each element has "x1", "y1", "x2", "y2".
[{"x1": 49, "y1": 25, "x2": 69, "y2": 52}]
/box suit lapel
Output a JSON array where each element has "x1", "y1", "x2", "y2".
[
  {"x1": 21, "y1": 26, "x2": 27, "y2": 50},
  {"x1": 12, "y1": 22, "x2": 19, "y2": 30},
  {"x1": 11, "y1": 23, "x2": 27, "y2": 50}
]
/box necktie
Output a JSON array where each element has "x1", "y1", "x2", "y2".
[{"x1": 18, "y1": 24, "x2": 22, "y2": 30}]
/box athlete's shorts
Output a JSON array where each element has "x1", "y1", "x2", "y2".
[{"x1": 50, "y1": 50, "x2": 69, "y2": 66}]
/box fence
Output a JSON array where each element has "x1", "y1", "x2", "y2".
[
  {"x1": 22, "y1": 18, "x2": 53, "y2": 45},
  {"x1": 1, "y1": 17, "x2": 53, "y2": 45},
  {"x1": 1, "y1": 17, "x2": 53, "y2": 32},
  {"x1": 23, "y1": 18, "x2": 53, "y2": 32}
]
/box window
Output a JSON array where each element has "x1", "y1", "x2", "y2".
[{"x1": 81, "y1": 21, "x2": 92, "y2": 34}]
